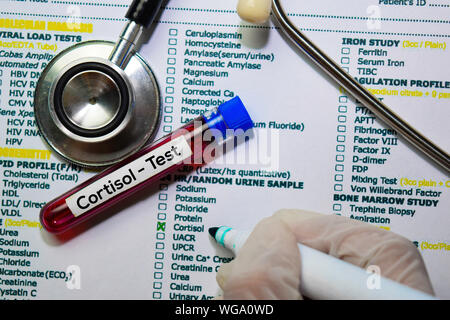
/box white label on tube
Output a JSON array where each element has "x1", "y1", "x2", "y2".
[{"x1": 66, "y1": 136, "x2": 192, "y2": 217}]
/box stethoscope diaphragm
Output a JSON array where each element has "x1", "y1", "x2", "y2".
[
  {"x1": 34, "y1": 40, "x2": 160, "y2": 168},
  {"x1": 34, "y1": 0, "x2": 165, "y2": 168}
]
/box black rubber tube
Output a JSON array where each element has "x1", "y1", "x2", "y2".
[{"x1": 126, "y1": 0, "x2": 165, "y2": 28}]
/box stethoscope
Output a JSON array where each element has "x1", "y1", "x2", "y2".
[
  {"x1": 34, "y1": 0, "x2": 450, "y2": 173},
  {"x1": 269, "y1": 0, "x2": 449, "y2": 173},
  {"x1": 34, "y1": 0, "x2": 164, "y2": 168}
]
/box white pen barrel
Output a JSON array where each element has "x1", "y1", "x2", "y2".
[
  {"x1": 216, "y1": 227, "x2": 436, "y2": 299},
  {"x1": 298, "y1": 244, "x2": 436, "y2": 300}
]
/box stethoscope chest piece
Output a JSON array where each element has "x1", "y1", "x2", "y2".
[
  {"x1": 34, "y1": 1, "x2": 166, "y2": 168},
  {"x1": 34, "y1": 40, "x2": 160, "y2": 168}
]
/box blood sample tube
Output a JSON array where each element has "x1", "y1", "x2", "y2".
[{"x1": 40, "y1": 97, "x2": 254, "y2": 234}]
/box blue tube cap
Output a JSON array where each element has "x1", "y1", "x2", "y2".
[{"x1": 218, "y1": 96, "x2": 254, "y2": 132}]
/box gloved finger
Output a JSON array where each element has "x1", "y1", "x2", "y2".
[
  {"x1": 273, "y1": 209, "x2": 434, "y2": 295},
  {"x1": 216, "y1": 260, "x2": 234, "y2": 290},
  {"x1": 237, "y1": 0, "x2": 272, "y2": 24},
  {"x1": 216, "y1": 215, "x2": 302, "y2": 299}
]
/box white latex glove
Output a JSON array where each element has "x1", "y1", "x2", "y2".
[
  {"x1": 237, "y1": 0, "x2": 272, "y2": 24},
  {"x1": 216, "y1": 210, "x2": 434, "y2": 299}
]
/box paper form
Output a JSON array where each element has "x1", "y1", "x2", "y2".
[{"x1": 0, "y1": 0, "x2": 449, "y2": 299}]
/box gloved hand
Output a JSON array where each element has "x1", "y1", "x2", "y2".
[{"x1": 216, "y1": 209, "x2": 434, "y2": 299}]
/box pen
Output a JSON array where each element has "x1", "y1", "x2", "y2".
[{"x1": 209, "y1": 226, "x2": 436, "y2": 300}]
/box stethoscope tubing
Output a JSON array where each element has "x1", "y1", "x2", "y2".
[{"x1": 272, "y1": 0, "x2": 450, "y2": 173}]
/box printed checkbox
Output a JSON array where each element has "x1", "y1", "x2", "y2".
[
  {"x1": 333, "y1": 204, "x2": 342, "y2": 211},
  {"x1": 160, "y1": 184, "x2": 168, "y2": 191},
  {"x1": 341, "y1": 57, "x2": 350, "y2": 64},
  {"x1": 168, "y1": 38, "x2": 177, "y2": 45},
  {"x1": 336, "y1": 154, "x2": 345, "y2": 162},
  {"x1": 167, "y1": 67, "x2": 176, "y2": 75},
  {"x1": 156, "y1": 242, "x2": 165, "y2": 250},
  {"x1": 168, "y1": 48, "x2": 177, "y2": 55},
  {"x1": 155, "y1": 252, "x2": 164, "y2": 260},
  {"x1": 338, "y1": 105, "x2": 347, "y2": 113},
  {"x1": 334, "y1": 184, "x2": 343, "y2": 192},
  {"x1": 153, "y1": 282, "x2": 162, "y2": 290},
  {"x1": 157, "y1": 213, "x2": 166, "y2": 220},
  {"x1": 166, "y1": 77, "x2": 175, "y2": 85},
  {"x1": 167, "y1": 57, "x2": 176, "y2": 65},
  {"x1": 156, "y1": 232, "x2": 165, "y2": 240},
  {"x1": 337, "y1": 135, "x2": 346, "y2": 143},
  {"x1": 337, "y1": 125, "x2": 346, "y2": 132},
  {"x1": 158, "y1": 203, "x2": 167, "y2": 210},
  {"x1": 169, "y1": 29, "x2": 178, "y2": 36},
  {"x1": 341, "y1": 47, "x2": 350, "y2": 54},
  {"x1": 334, "y1": 174, "x2": 344, "y2": 182},
  {"x1": 336, "y1": 145, "x2": 345, "y2": 152},
  {"x1": 335, "y1": 164, "x2": 344, "y2": 172},
  {"x1": 164, "y1": 106, "x2": 173, "y2": 114},
  {"x1": 164, "y1": 115, "x2": 173, "y2": 123},
  {"x1": 339, "y1": 96, "x2": 348, "y2": 103},
  {"x1": 165, "y1": 96, "x2": 174, "y2": 104},
  {"x1": 338, "y1": 115, "x2": 347, "y2": 123},
  {"x1": 152, "y1": 292, "x2": 162, "y2": 299},
  {"x1": 165, "y1": 86, "x2": 174, "y2": 94},
  {"x1": 163, "y1": 125, "x2": 172, "y2": 133},
  {"x1": 159, "y1": 193, "x2": 168, "y2": 201},
  {"x1": 154, "y1": 262, "x2": 163, "y2": 270},
  {"x1": 154, "y1": 272, "x2": 163, "y2": 279}
]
